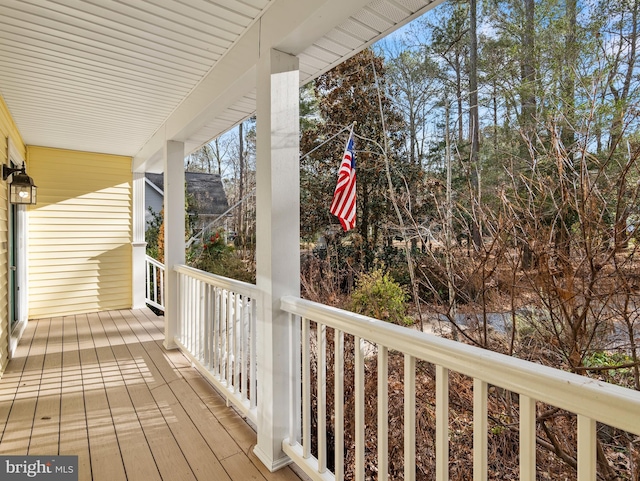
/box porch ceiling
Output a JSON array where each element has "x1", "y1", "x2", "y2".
[{"x1": 0, "y1": 0, "x2": 440, "y2": 169}]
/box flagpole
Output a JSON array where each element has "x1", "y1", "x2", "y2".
[
  {"x1": 299, "y1": 123, "x2": 355, "y2": 162},
  {"x1": 330, "y1": 122, "x2": 357, "y2": 231},
  {"x1": 188, "y1": 123, "x2": 358, "y2": 248},
  {"x1": 345, "y1": 121, "x2": 356, "y2": 151}
]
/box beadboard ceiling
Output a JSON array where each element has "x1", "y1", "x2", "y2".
[{"x1": 0, "y1": 0, "x2": 440, "y2": 166}]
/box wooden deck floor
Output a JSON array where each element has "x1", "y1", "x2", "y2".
[{"x1": 0, "y1": 308, "x2": 302, "y2": 481}]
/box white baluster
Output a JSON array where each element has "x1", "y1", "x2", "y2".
[
  {"x1": 436, "y1": 365, "x2": 449, "y2": 481},
  {"x1": 404, "y1": 354, "x2": 416, "y2": 481},
  {"x1": 473, "y1": 379, "x2": 488, "y2": 481}
]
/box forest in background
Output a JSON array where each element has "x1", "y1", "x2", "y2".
[{"x1": 147, "y1": 0, "x2": 640, "y2": 478}]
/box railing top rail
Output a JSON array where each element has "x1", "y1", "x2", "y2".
[
  {"x1": 281, "y1": 295, "x2": 640, "y2": 436},
  {"x1": 175, "y1": 264, "x2": 259, "y2": 298},
  {"x1": 145, "y1": 255, "x2": 165, "y2": 269}
]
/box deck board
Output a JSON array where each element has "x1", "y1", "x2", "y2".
[
  {"x1": 30, "y1": 316, "x2": 62, "y2": 456},
  {"x1": 1, "y1": 319, "x2": 49, "y2": 455},
  {"x1": 59, "y1": 315, "x2": 91, "y2": 478},
  {"x1": 0, "y1": 308, "x2": 302, "y2": 481},
  {"x1": 0, "y1": 320, "x2": 34, "y2": 440}
]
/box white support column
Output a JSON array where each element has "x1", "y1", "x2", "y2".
[
  {"x1": 132, "y1": 171, "x2": 147, "y2": 309},
  {"x1": 253, "y1": 48, "x2": 300, "y2": 471},
  {"x1": 163, "y1": 140, "x2": 185, "y2": 350}
]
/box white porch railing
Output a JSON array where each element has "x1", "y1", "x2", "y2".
[
  {"x1": 174, "y1": 264, "x2": 258, "y2": 423},
  {"x1": 280, "y1": 295, "x2": 640, "y2": 481},
  {"x1": 164, "y1": 264, "x2": 640, "y2": 480},
  {"x1": 145, "y1": 255, "x2": 165, "y2": 312}
]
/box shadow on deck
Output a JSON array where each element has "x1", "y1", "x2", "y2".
[{"x1": 0, "y1": 308, "x2": 302, "y2": 481}]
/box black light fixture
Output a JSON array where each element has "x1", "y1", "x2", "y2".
[{"x1": 2, "y1": 163, "x2": 37, "y2": 205}]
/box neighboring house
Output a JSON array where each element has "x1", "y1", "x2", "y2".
[{"x1": 145, "y1": 172, "x2": 229, "y2": 232}]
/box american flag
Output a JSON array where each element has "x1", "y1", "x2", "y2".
[{"x1": 330, "y1": 128, "x2": 356, "y2": 231}]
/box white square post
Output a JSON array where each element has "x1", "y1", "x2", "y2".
[
  {"x1": 253, "y1": 48, "x2": 300, "y2": 471},
  {"x1": 163, "y1": 140, "x2": 185, "y2": 350},
  {"x1": 131, "y1": 171, "x2": 147, "y2": 309}
]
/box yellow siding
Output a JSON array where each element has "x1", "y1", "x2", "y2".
[
  {"x1": 27, "y1": 147, "x2": 132, "y2": 318},
  {"x1": 0, "y1": 95, "x2": 26, "y2": 373}
]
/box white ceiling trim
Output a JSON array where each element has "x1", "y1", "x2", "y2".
[
  {"x1": 161, "y1": 0, "x2": 445, "y2": 167},
  {"x1": 0, "y1": 0, "x2": 442, "y2": 168}
]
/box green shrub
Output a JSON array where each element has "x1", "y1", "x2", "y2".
[
  {"x1": 350, "y1": 269, "x2": 412, "y2": 325},
  {"x1": 584, "y1": 351, "x2": 632, "y2": 370},
  {"x1": 190, "y1": 229, "x2": 255, "y2": 283},
  {"x1": 145, "y1": 208, "x2": 163, "y2": 260}
]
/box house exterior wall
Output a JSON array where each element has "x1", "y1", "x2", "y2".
[
  {"x1": 0, "y1": 96, "x2": 26, "y2": 373},
  {"x1": 27, "y1": 147, "x2": 133, "y2": 318},
  {"x1": 145, "y1": 182, "x2": 163, "y2": 227}
]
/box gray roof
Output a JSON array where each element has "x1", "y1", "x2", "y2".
[{"x1": 145, "y1": 172, "x2": 229, "y2": 216}]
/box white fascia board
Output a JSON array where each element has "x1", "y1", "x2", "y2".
[
  {"x1": 145, "y1": 177, "x2": 164, "y2": 196},
  {"x1": 8, "y1": 137, "x2": 25, "y2": 165},
  {"x1": 293, "y1": 0, "x2": 448, "y2": 84},
  {"x1": 268, "y1": 0, "x2": 371, "y2": 56},
  {"x1": 133, "y1": 127, "x2": 165, "y2": 173},
  {"x1": 165, "y1": 32, "x2": 260, "y2": 144},
  {"x1": 133, "y1": 0, "x2": 372, "y2": 171}
]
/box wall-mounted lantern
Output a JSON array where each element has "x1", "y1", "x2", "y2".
[{"x1": 2, "y1": 163, "x2": 37, "y2": 205}]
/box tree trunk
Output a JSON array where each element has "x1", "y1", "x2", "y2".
[
  {"x1": 237, "y1": 122, "x2": 244, "y2": 244},
  {"x1": 521, "y1": 0, "x2": 536, "y2": 142},
  {"x1": 410, "y1": 110, "x2": 417, "y2": 165},
  {"x1": 608, "y1": 0, "x2": 638, "y2": 151},
  {"x1": 456, "y1": 57, "x2": 464, "y2": 143},
  {"x1": 519, "y1": 0, "x2": 536, "y2": 269},
  {"x1": 555, "y1": 0, "x2": 577, "y2": 262},
  {"x1": 561, "y1": 0, "x2": 577, "y2": 153},
  {"x1": 469, "y1": 0, "x2": 481, "y2": 248}
]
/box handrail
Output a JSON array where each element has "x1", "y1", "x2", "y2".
[
  {"x1": 145, "y1": 255, "x2": 165, "y2": 312},
  {"x1": 280, "y1": 294, "x2": 640, "y2": 481},
  {"x1": 174, "y1": 264, "x2": 260, "y2": 424},
  {"x1": 174, "y1": 264, "x2": 257, "y2": 298},
  {"x1": 159, "y1": 266, "x2": 640, "y2": 480},
  {"x1": 281, "y1": 295, "x2": 640, "y2": 436}
]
